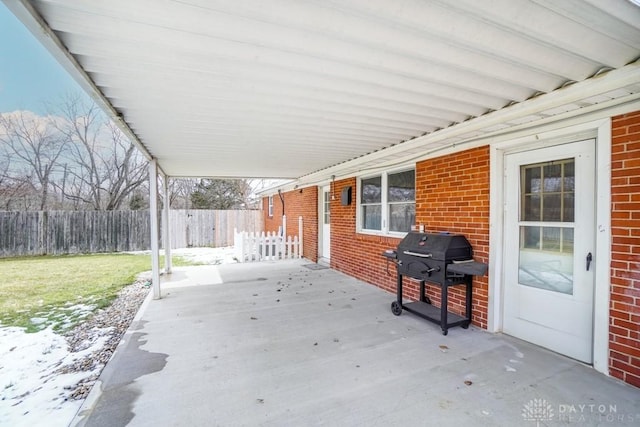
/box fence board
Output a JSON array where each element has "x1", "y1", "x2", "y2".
[{"x1": 0, "y1": 209, "x2": 263, "y2": 257}]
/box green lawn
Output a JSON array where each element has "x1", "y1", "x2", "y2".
[{"x1": 0, "y1": 253, "x2": 192, "y2": 332}]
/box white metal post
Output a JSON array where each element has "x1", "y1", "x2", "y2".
[
  {"x1": 233, "y1": 228, "x2": 243, "y2": 263},
  {"x1": 298, "y1": 216, "x2": 303, "y2": 258},
  {"x1": 149, "y1": 159, "x2": 161, "y2": 299},
  {"x1": 282, "y1": 215, "x2": 287, "y2": 260},
  {"x1": 162, "y1": 174, "x2": 172, "y2": 274}
]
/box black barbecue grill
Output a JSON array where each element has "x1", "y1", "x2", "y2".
[{"x1": 383, "y1": 232, "x2": 488, "y2": 335}]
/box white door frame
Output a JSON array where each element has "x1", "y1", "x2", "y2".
[
  {"x1": 319, "y1": 185, "x2": 331, "y2": 262},
  {"x1": 503, "y1": 139, "x2": 595, "y2": 363},
  {"x1": 488, "y1": 118, "x2": 611, "y2": 374}
]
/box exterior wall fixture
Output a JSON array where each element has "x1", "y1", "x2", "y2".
[{"x1": 341, "y1": 186, "x2": 352, "y2": 206}]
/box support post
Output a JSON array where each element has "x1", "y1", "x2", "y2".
[
  {"x1": 233, "y1": 228, "x2": 244, "y2": 263},
  {"x1": 162, "y1": 174, "x2": 172, "y2": 274},
  {"x1": 298, "y1": 216, "x2": 303, "y2": 258},
  {"x1": 149, "y1": 159, "x2": 161, "y2": 299}
]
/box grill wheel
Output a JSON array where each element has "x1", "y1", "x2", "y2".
[{"x1": 391, "y1": 301, "x2": 402, "y2": 316}]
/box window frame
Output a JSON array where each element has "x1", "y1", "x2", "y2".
[
  {"x1": 357, "y1": 167, "x2": 416, "y2": 236},
  {"x1": 323, "y1": 190, "x2": 331, "y2": 225},
  {"x1": 267, "y1": 195, "x2": 274, "y2": 217}
]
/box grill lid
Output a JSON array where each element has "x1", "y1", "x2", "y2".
[{"x1": 397, "y1": 232, "x2": 471, "y2": 261}]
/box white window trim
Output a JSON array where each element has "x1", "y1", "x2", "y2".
[
  {"x1": 267, "y1": 196, "x2": 274, "y2": 217},
  {"x1": 356, "y1": 167, "x2": 415, "y2": 236}
]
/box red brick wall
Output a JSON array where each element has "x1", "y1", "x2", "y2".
[
  {"x1": 414, "y1": 146, "x2": 490, "y2": 327},
  {"x1": 610, "y1": 112, "x2": 640, "y2": 387},
  {"x1": 263, "y1": 187, "x2": 319, "y2": 262},
  {"x1": 263, "y1": 195, "x2": 280, "y2": 233},
  {"x1": 330, "y1": 177, "x2": 402, "y2": 294},
  {"x1": 330, "y1": 146, "x2": 491, "y2": 328}
]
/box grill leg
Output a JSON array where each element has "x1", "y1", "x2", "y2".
[
  {"x1": 464, "y1": 275, "x2": 472, "y2": 327},
  {"x1": 418, "y1": 280, "x2": 431, "y2": 305},
  {"x1": 441, "y1": 286, "x2": 448, "y2": 335},
  {"x1": 391, "y1": 273, "x2": 404, "y2": 316}
]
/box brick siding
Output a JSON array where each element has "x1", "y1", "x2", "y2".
[
  {"x1": 415, "y1": 146, "x2": 490, "y2": 328},
  {"x1": 330, "y1": 177, "x2": 401, "y2": 295},
  {"x1": 330, "y1": 146, "x2": 491, "y2": 328},
  {"x1": 263, "y1": 187, "x2": 319, "y2": 262},
  {"x1": 610, "y1": 111, "x2": 640, "y2": 387}
]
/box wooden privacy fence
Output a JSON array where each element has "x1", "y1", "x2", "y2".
[
  {"x1": 169, "y1": 209, "x2": 262, "y2": 249},
  {"x1": 0, "y1": 209, "x2": 263, "y2": 257},
  {"x1": 234, "y1": 215, "x2": 302, "y2": 262},
  {"x1": 0, "y1": 210, "x2": 151, "y2": 257}
]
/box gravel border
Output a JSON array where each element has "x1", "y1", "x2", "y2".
[{"x1": 56, "y1": 276, "x2": 152, "y2": 400}]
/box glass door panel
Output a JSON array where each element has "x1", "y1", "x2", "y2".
[{"x1": 518, "y1": 159, "x2": 575, "y2": 295}]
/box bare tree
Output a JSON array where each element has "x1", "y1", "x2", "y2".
[
  {"x1": 0, "y1": 111, "x2": 67, "y2": 210},
  {"x1": 102, "y1": 120, "x2": 148, "y2": 210},
  {"x1": 0, "y1": 155, "x2": 11, "y2": 209},
  {"x1": 54, "y1": 96, "x2": 148, "y2": 210},
  {"x1": 0, "y1": 154, "x2": 33, "y2": 210},
  {"x1": 168, "y1": 178, "x2": 198, "y2": 209}
]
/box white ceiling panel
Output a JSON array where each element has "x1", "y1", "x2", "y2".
[{"x1": 3, "y1": 0, "x2": 640, "y2": 179}]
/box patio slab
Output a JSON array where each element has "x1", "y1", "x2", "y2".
[{"x1": 73, "y1": 260, "x2": 639, "y2": 426}]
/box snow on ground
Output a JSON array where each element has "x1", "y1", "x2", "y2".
[
  {"x1": 0, "y1": 247, "x2": 235, "y2": 427},
  {"x1": 0, "y1": 326, "x2": 103, "y2": 427},
  {"x1": 128, "y1": 246, "x2": 238, "y2": 265}
]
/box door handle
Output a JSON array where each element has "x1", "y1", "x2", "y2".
[{"x1": 586, "y1": 252, "x2": 592, "y2": 271}]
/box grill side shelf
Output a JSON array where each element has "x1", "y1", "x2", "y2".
[{"x1": 447, "y1": 260, "x2": 488, "y2": 276}]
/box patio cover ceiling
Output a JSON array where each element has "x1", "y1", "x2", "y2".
[{"x1": 5, "y1": 0, "x2": 640, "y2": 182}]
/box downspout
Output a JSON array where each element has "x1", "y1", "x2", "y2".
[{"x1": 278, "y1": 189, "x2": 285, "y2": 213}]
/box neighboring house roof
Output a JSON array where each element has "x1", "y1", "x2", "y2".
[{"x1": 5, "y1": 0, "x2": 640, "y2": 181}]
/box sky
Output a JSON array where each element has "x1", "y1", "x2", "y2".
[{"x1": 0, "y1": 2, "x2": 88, "y2": 115}]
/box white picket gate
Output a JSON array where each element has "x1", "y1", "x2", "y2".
[{"x1": 234, "y1": 216, "x2": 303, "y2": 263}]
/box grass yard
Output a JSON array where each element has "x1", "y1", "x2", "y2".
[{"x1": 0, "y1": 253, "x2": 192, "y2": 332}]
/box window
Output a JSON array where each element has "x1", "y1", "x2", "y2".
[
  {"x1": 268, "y1": 196, "x2": 274, "y2": 217},
  {"x1": 388, "y1": 170, "x2": 416, "y2": 232},
  {"x1": 359, "y1": 169, "x2": 415, "y2": 234},
  {"x1": 361, "y1": 176, "x2": 382, "y2": 229},
  {"x1": 520, "y1": 159, "x2": 574, "y2": 254},
  {"x1": 323, "y1": 191, "x2": 330, "y2": 224}
]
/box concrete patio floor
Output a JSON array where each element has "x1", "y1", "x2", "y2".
[{"x1": 73, "y1": 260, "x2": 639, "y2": 426}]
